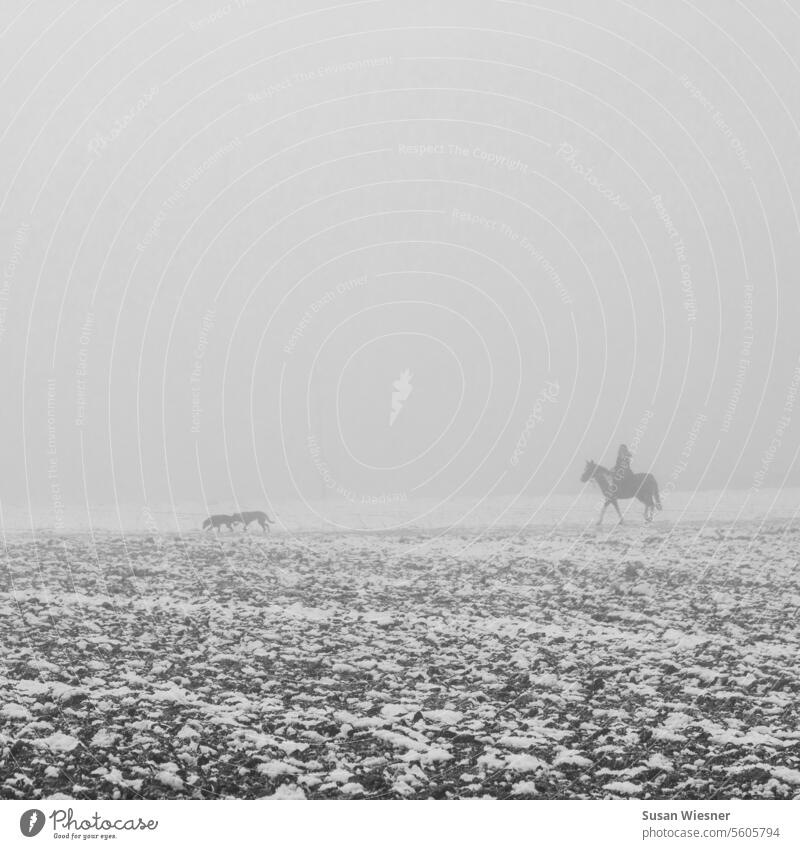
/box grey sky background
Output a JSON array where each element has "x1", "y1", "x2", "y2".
[{"x1": 1, "y1": 0, "x2": 799, "y2": 520}]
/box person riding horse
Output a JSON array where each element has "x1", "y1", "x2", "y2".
[
  {"x1": 581, "y1": 445, "x2": 661, "y2": 525},
  {"x1": 612, "y1": 444, "x2": 633, "y2": 490}
]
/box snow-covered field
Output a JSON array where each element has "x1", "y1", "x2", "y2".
[{"x1": 1, "y1": 520, "x2": 799, "y2": 799}]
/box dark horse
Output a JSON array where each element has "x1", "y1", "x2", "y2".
[{"x1": 580, "y1": 460, "x2": 662, "y2": 525}]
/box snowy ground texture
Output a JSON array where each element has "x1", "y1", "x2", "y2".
[{"x1": 1, "y1": 521, "x2": 799, "y2": 800}]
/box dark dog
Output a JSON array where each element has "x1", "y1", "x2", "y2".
[
  {"x1": 231, "y1": 510, "x2": 274, "y2": 533},
  {"x1": 202, "y1": 514, "x2": 235, "y2": 532}
]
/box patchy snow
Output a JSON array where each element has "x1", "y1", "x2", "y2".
[
  {"x1": 373, "y1": 730, "x2": 429, "y2": 752},
  {"x1": 257, "y1": 761, "x2": 299, "y2": 778},
  {"x1": 33, "y1": 733, "x2": 80, "y2": 753},
  {"x1": 505, "y1": 754, "x2": 548, "y2": 772},
  {"x1": 769, "y1": 766, "x2": 800, "y2": 785},
  {"x1": 554, "y1": 749, "x2": 593, "y2": 768},
  {"x1": 153, "y1": 771, "x2": 183, "y2": 790},
  {"x1": 511, "y1": 780, "x2": 538, "y2": 795},
  {"x1": 90, "y1": 729, "x2": 119, "y2": 747},
  {"x1": 381, "y1": 704, "x2": 418, "y2": 719},
  {"x1": 341, "y1": 782, "x2": 364, "y2": 796},
  {"x1": 604, "y1": 781, "x2": 641, "y2": 795},
  {"x1": 1, "y1": 522, "x2": 798, "y2": 799},
  {"x1": 176, "y1": 724, "x2": 201, "y2": 740},
  {"x1": 263, "y1": 784, "x2": 306, "y2": 800},
  {"x1": 423, "y1": 709, "x2": 464, "y2": 725},
  {"x1": 421, "y1": 748, "x2": 453, "y2": 764},
  {"x1": 1, "y1": 703, "x2": 31, "y2": 720},
  {"x1": 645, "y1": 753, "x2": 674, "y2": 772}
]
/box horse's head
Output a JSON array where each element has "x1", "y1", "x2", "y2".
[{"x1": 580, "y1": 460, "x2": 596, "y2": 482}]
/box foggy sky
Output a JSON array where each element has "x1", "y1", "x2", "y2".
[{"x1": 1, "y1": 0, "x2": 799, "y2": 518}]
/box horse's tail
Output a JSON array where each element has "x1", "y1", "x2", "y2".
[{"x1": 652, "y1": 478, "x2": 662, "y2": 511}]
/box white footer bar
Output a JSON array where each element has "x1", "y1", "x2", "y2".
[{"x1": 3, "y1": 799, "x2": 797, "y2": 848}]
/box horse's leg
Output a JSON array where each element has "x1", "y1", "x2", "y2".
[
  {"x1": 612, "y1": 500, "x2": 623, "y2": 523},
  {"x1": 260, "y1": 519, "x2": 268, "y2": 534},
  {"x1": 597, "y1": 500, "x2": 609, "y2": 526},
  {"x1": 646, "y1": 487, "x2": 656, "y2": 521}
]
